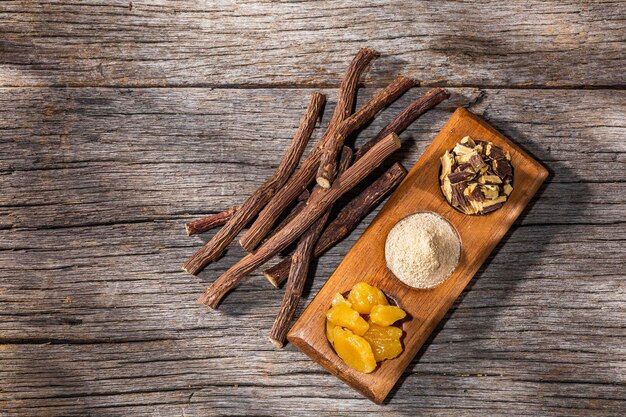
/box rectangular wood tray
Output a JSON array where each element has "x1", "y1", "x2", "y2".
[{"x1": 288, "y1": 107, "x2": 548, "y2": 403}]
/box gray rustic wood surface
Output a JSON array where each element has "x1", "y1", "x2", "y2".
[{"x1": 1, "y1": 1, "x2": 625, "y2": 416}]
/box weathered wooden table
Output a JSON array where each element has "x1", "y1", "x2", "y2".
[{"x1": 1, "y1": 2, "x2": 625, "y2": 416}]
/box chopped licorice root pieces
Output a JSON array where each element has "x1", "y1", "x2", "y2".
[
  {"x1": 440, "y1": 136, "x2": 514, "y2": 215},
  {"x1": 326, "y1": 283, "x2": 405, "y2": 373}
]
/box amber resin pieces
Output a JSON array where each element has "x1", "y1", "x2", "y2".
[
  {"x1": 325, "y1": 282, "x2": 406, "y2": 373},
  {"x1": 440, "y1": 136, "x2": 514, "y2": 215}
]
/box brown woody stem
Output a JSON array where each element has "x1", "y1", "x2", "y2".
[
  {"x1": 296, "y1": 189, "x2": 311, "y2": 202},
  {"x1": 238, "y1": 49, "x2": 378, "y2": 252},
  {"x1": 264, "y1": 201, "x2": 305, "y2": 244},
  {"x1": 353, "y1": 87, "x2": 449, "y2": 161},
  {"x1": 185, "y1": 206, "x2": 239, "y2": 236},
  {"x1": 315, "y1": 76, "x2": 416, "y2": 188},
  {"x1": 326, "y1": 48, "x2": 379, "y2": 131},
  {"x1": 241, "y1": 76, "x2": 414, "y2": 252},
  {"x1": 181, "y1": 93, "x2": 325, "y2": 275},
  {"x1": 256, "y1": 189, "x2": 312, "y2": 250},
  {"x1": 264, "y1": 162, "x2": 406, "y2": 287},
  {"x1": 197, "y1": 133, "x2": 401, "y2": 308},
  {"x1": 269, "y1": 147, "x2": 352, "y2": 347},
  {"x1": 263, "y1": 89, "x2": 448, "y2": 284}
]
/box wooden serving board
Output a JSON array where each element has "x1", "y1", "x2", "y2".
[{"x1": 288, "y1": 107, "x2": 549, "y2": 404}]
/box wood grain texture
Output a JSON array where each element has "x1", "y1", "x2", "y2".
[
  {"x1": 0, "y1": 1, "x2": 624, "y2": 88},
  {"x1": 289, "y1": 108, "x2": 549, "y2": 403},
  {"x1": 1, "y1": 0, "x2": 625, "y2": 414},
  {"x1": 180, "y1": 91, "x2": 324, "y2": 274},
  {"x1": 1, "y1": 86, "x2": 624, "y2": 416},
  {"x1": 1, "y1": 87, "x2": 623, "y2": 229}
]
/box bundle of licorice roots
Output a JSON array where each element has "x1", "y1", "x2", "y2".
[{"x1": 181, "y1": 48, "x2": 449, "y2": 347}]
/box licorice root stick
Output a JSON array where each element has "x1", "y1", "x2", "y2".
[
  {"x1": 315, "y1": 76, "x2": 415, "y2": 188},
  {"x1": 185, "y1": 206, "x2": 239, "y2": 236},
  {"x1": 241, "y1": 76, "x2": 415, "y2": 252},
  {"x1": 238, "y1": 48, "x2": 378, "y2": 252},
  {"x1": 181, "y1": 92, "x2": 325, "y2": 275},
  {"x1": 197, "y1": 133, "x2": 401, "y2": 308},
  {"x1": 264, "y1": 162, "x2": 406, "y2": 287},
  {"x1": 268, "y1": 146, "x2": 352, "y2": 347}
]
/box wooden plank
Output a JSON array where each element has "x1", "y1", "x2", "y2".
[
  {"x1": 0, "y1": 219, "x2": 624, "y2": 415},
  {"x1": 1, "y1": 338, "x2": 625, "y2": 415},
  {"x1": 1, "y1": 88, "x2": 624, "y2": 230},
  {"x1": 1, "y1": 85, "x2": 625, "y2": 414},
  {"x1": 0, "y1": 1, "x2": 624, "y2": 88}
]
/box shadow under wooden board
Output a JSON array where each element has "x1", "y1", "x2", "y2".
[{"x1": 288, "y1": 107, "x2": 549, "y2": 404}]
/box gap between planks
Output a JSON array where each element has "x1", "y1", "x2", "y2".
[{"x1": 0, "y1": 84, "x2": 624, "y2": 90}]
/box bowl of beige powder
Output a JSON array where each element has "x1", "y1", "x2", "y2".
[{"x1": 384, "y1": 212, "x2": 461, "y2": 289}]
